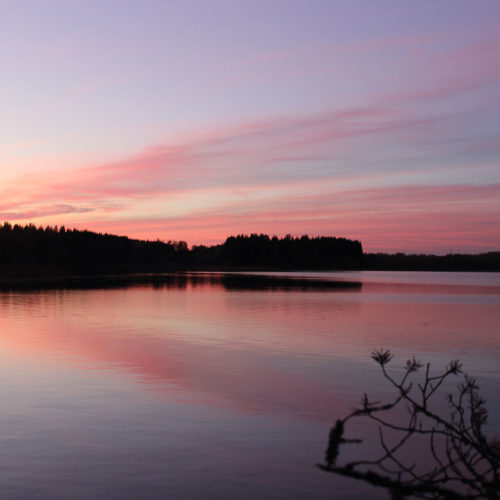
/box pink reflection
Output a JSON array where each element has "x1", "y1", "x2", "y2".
[
  {"x1": 0, "y1": 277, "x2": 498, "y2": 422},
  {"x1": 0, "y1": 287, "x2": 355, "y2": 421}
]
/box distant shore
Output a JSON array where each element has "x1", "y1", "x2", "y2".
[
  {"x1": 0, "y1": 269, "x2": 366, "y2": 291},
  {"x1": 0, "y1": 265, "x2": 498, "y2": 292},
  {"x1": 0, "y1": 224, "x2": 498, "y2": 286}
]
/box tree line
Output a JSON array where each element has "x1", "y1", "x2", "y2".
[
  {"x1": 1, "y1": 222, "x2": 498, "y2": 275},
  {"x1": 190, "y1": 233, "x2": 363, "y2": 269},
  {"x1": 0, "y1": 223, "x2": 363, "y2": 274},
  {"x1": 364, "y1": 251, "x2": 500, "y2": 272},
  {"x1": 0, "y1": 223, "x2": 187, "y2": 274}
]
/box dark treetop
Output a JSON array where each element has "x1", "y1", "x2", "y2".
[
  {"x1": 1, "y1": 222, "x2": 498, "y2": 278},
  {"x1": 0, "y1": 223, "x2": 362, "y2": 275}
]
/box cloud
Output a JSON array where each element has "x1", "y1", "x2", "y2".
[
  {"x1": 1, "y1": 31, "x2": 500, "y2": 253},
  {"x1": 74, "y1": 180, "x2": 499, "y2": 254},
  {"x1": 2, "y1": 99, "x2": 499, "y2": 253},
  {"x1": 0, "y1": 204, "x2": 94, "y2": 220},
  {"x1": 9, "y1": 105, "x2": 471, "y2": 204}
]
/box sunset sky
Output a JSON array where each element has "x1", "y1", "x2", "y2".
[{"x1": 1, "y1": 0, "x2": 499, "y2": 253}]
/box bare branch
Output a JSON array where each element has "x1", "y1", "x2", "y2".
[{"x1": 319, "y1": 351, "x2": 499, "y2": 499}]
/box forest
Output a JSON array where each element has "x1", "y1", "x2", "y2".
[
  {"x1": 189, "y1": 233, "x2": 363, "y2": 269},
  {"x1": 0, "y1": 222, "x2": 498, "y2": 276},
  {"x1": 0, "y1": 223, "x2": 187, "y2": 275},
  {"x1": 0, "y1": 223, "x2": 362, "y2": 274},
  {"x1": 364, "y1": 251, "x2": 500, "y2": 271}
]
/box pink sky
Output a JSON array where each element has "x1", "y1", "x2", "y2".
[{"x1": 1, "y1": 1, "x2": 500, "y2": 253}]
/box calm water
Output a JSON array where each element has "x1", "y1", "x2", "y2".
[{"x1": 0, "y1": 271, "x2": 498, "y2": 499}]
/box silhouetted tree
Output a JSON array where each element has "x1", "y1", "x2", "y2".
[
  {"x1": 187, "y1": 233, "x2": 363, "y2": 269},
  {"x1": 319, "y1": 351, "x2": 500, "y2": 499},
  {"x1": 0, "y1": 223, "x2": 187, "y2": 274},
  {"x1": 2, "y1": 222, "x2": 498, "y2": 274},
  {"x1": 364, "y1": 252, "x2": 500, "y2": 271}
]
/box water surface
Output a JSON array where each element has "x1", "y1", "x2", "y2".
[{"x1": 0, "y1": 271, "x2": 498, "y2": 498}]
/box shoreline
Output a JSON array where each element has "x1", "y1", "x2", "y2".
[{"x1": 0, "y1": 267, "x2": 497, "y2": 291}]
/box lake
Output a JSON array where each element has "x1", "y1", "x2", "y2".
[{"x1": 0, "y1": 271, "x2": 498, "y2": 499}]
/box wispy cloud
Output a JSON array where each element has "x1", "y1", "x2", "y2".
[
  {"x1": 76, "y1": 180, "x2": 500, "y2": 253},
  {"x1": 1, "y1": 30, "x2": 500, "y2": 253},
  {"x1": 0, "y1": 204, "x2": 94, "y2": 220},
  {"x1": 9, "y1": 105, "x2": 478, "y2": 202}
]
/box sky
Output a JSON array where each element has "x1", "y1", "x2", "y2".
[{"x1": 1, "y1": 0, "x2": 500, "y2": 253}]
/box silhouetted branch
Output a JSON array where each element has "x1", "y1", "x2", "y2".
[{"x1": 318, "y1": 350, "x2": 500, "y2": 499}]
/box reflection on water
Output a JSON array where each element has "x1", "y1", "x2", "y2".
[
  {"x1": 0, "y1": 271, "x2": 362, "y2": 291},
  {"x1": 0, "y1": 271, "x2": 498, "y2": 499}
]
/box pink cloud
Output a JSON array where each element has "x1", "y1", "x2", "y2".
[
  {"x1": 74, "y1": 180, "x2": 499, "y2": 254},
  {"x1": 2, "y1": 29, "x2": 500, "y2": 254},
  {"x1": 2, "y1": 110, "x2": 498, "y2": 253},
  {"x1": 0, "y1": 204, "x2": 94, "y2": 220},
  {"x1": 7, "y1": 103, "x2": 468, "y2": 207}
]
